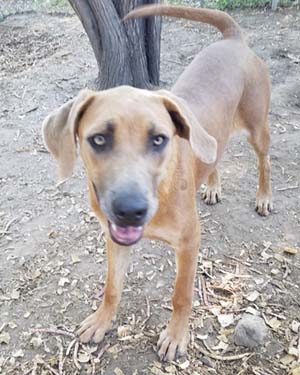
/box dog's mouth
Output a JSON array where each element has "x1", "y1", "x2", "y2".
[{"x1": 108, "y1": 221, "x2": 144, "y2": 246}]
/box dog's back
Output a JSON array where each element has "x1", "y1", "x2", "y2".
[{"x1": 125, "y1": 5, "x2": 270, "y2": 141}]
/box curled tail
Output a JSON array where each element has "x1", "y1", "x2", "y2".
[{"x1": 124, "y1": 5, "x2": 244, "y2": 40}]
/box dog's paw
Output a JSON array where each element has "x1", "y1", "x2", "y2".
[
  {"x1": 202, "y1": 185, "x2": 221, "y2": 205},
  {"x1": 157, "y1": 325, "x2": 189, "y2": 362},
  {"x1": 256, "y1": 195, "x2": 273, "y2": 216},
  {"x1": 77, "y1": 308, "x2": 114, "y2": 343}
]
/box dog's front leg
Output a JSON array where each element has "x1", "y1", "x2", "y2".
[
  {"x1": 78, "y1": 237, "x2": 130, "y2": 343},
  {"x1": 158, "y1": 224, "x2": 200, "y2": 361}
]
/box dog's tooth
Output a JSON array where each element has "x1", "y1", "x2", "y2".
[{"x1": 111, "y1": 223, "x2": 117, "y2": 231}]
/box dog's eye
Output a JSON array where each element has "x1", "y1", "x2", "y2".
[
  {"x1": 88, "y1": 133, "x2": 113, "y2": 152},
  {"x1": 93, "y1": 134, "x2": 106, "y2": 146},
  {"x1": 152, "y1": 135, "x2": 168, "y2": 150},
  {"x1": 153, "y1": 135, "x2": 165, "y2": 146}
]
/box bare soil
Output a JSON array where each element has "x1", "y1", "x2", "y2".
[{"x1": 0, "y1": 8, "x2": 299, "y2": 375}]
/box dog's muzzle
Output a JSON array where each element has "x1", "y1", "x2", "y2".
[
  {"x1": 108, "y1": 222, "x2": 144, "y2": 246},
  {"x1": 108, "y1": 191, "x2": 148, "y2": 246}
]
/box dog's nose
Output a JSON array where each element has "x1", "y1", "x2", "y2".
[{"x1": 112, "y1": 194, "x2": 148, "y2": 226}]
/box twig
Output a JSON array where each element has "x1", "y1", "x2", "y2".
[
  {"x1": 21, "y1": 368, "x2": 34, "y2": 375},
  {"x1": 211, "y1": 285, "x2": 235, "y2": 296},
  {"x1": 55, "y1": 178, "x2": 69, "y2": 188},
  {"x1": 146, "y1": 296, "x2": 151, "y2": 318},
  {"x1": 40, "y1": 359, "x2": 59, "y2": 375},
  {"x1": 0, "y1": 217, "x2": 18, "y2": 237},
  {"x1": 197, "y1": 277, "x2": 203, "y2": 302},
  {"x1": 194, "y1": 342, "x2": 251, "y2": 361},
  {"x1": 199, "y1": 275, "x2": 209, "y2": 306},
  {"x1": 73, "y1": 341, "x2": 81, "y2": 370},
  {"x1": 66, "y1": 338, "x2": 77, "y2": 356},
  {"x1": 97, "y1": 343, "x2": 109, "y2": 360},
  {"x1": 162, "y1": 304, "x2": 173, "y2": 311},
  {"x1": 91, "y1": 357, "x2": 96, "y2": 375},
  {"x1": 56, "y1": 337, "x2": 64, "y2": 375},
  {"x1": 0, "y1": 323, "x2": 6, "y2": 333},
  {"x1": 31, "y1": 328, "x2": 75, "y2": 339},
  {"x1": 31, "y1": 359, "x2": 38, "y2": 375},
  {"x1": 276, "y1": 185, "x2": 299, "y2": 191},
  {"x1": 225, "y1": 255, "x2": 252, "y2": 267}
]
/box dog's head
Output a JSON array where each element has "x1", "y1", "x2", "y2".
[{"x1": 43, "y1": 86, "x2": 217, "y2": 246}]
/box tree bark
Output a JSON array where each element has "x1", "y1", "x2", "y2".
[{"x1": 68, "y1": 0, "x2": 161, "y2": 90}]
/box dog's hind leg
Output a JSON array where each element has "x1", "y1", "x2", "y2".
[
  {"x1": 239, "y1": 61, "x2": 273, "y2": 216},
  {"x1": 202, "y1": 168, "x2": 221, "y2": 205},
  {"x1": 248, "y1": 123, "x2": 273, "y2": 216}
]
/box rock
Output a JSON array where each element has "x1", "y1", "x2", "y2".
[{"x1": 234, "y1": 314, "x2": 268, "y2": 349}]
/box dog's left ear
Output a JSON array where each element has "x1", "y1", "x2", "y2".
[
  {"x1": 42, "y1": 89, "x2": 95, "y2": 181},
  {"x1": 158, "y1": 91, "x2": 217, "y2": 165}
]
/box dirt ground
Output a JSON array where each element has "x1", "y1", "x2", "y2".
[{"x1": 0, "y1": 7, "x2": 300, "y2": 375}]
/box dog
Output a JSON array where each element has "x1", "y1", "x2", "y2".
[{"x1": 42, "y1": 5, "x2": 273, "y2": 361}]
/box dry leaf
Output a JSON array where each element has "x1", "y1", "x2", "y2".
[
  {"x1": 156, "y1": 280, "x2": 164, "y2": 289},
  {"x1": 12, "y1": 349, "x2": 24, "y2": 358},
  {"x1": 107, "y1": 344, "x2": 121, "y2": 354},
  {"x1": 288, "y1": 346, "x2": 298, "y2": 357},
  {"x1": 210, "y1": 307, "x2": 221, "y2": 316},
  {"x1": 197, "y1": 334, "x2": 208, "y2": 340},
  {"x1": 0, "y1": 356, "x2": 6, "y2": 367},
  {"x1": 150, "y1": 368, "x2": 165, "y2": 375},
  {"x1": 212, "y1": 340, "x2": 228, "y2": 351},
  {"x1": 274, "y1": 254, "x2": 284, "y2": 263},
  {"x1": 77, "y1": 351, "x2": 90, "y2": 363},
  {"x1": 246, "y1": 290, "x2": 260, "y2": 302},
  {"x1": 58, "y1": 277, "x2": 70, "y2": 287},
  {"x1": 280, "y1": 354, "x2": 295, "y2": 365},
  {"x1": 10, "y1": 289, "x2": 20, "y2": 300},
  {"x1": 117, "y1": 325, "x2": 131, "y2": 338},
  {"x1": 165, "y1": 365, "x2": 176, "y2": 373},
  {"x1": 245, "y1": 306, "x2": 259, "y2": 315},
  {"x1": 267, "y1": 317, "x2": 281, "y2": 331},
  {"x1": 290, "y1": 367, "x2": 300, "y2": 375},
  {"x1": 178, "y1": 360, "x2": 190, "y2": 370},
  {"x1": 8, "y1": 322, "x2": 17, "y2": 329},
  {"x1": 32, "y1": 270, "x2": 41, "y2": 279},
  {"x1": 114, "y1": 368, "x2": 125, "y2": 375},
  {"x1": 217, "y1": 314, "x2": 234, "y2": 328},
  {"x1": 71, "y1": 254, "x2": 81, "y2": 264},
  {"x1": 30, "y1": 336, "x2": 43, "y2": 348},
  {"x1": 0, "y1": 332, "x2": 10, "y2": 344}
]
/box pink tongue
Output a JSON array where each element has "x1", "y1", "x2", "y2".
[{"x1": 110, "y1": 223, "x2": 143, "y2": 245}]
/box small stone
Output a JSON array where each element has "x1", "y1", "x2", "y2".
[
  {"x1": 290, "y1": 367, "x2": 300, "y2": 375},
  {"x1": 201, "y1": 356, "x2": 214, "y2": 368},
  {"x1": 234, "y1": 314, "x2": 268, "y2": 349},
  {"x1": 291, "y1": 320, "x2": 300, "y2": 334}
]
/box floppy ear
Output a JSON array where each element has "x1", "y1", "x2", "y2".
[
  {"x1": 42, "y1": 89, "x2": 95, "y2": 180},
  {"x1": 157, "y1": 90, "x2": 217, "y2": 165}
]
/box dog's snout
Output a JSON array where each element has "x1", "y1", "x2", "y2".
[{"x1": 112, "y1": 193, "x2": 148, "y2": 226}]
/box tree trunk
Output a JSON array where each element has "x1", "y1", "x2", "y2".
[{"x1": 68, "y1": 0, "x2": 161, "y2": 90}]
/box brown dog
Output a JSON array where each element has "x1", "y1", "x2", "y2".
[{"x1": 42, "y1": 6, "x2": 272, "y2": 361}]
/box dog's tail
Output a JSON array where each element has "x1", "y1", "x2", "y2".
[{"x1": 124, "y1": 5, "x2": 243, "y2": 40}]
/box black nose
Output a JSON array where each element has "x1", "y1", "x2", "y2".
[{"x1": 112, "y1": 193, "x2": 148, "y2": 226}]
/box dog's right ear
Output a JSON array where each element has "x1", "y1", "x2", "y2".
[{"x1": 42, "y1": 89, "x2": 95, "y2": 181}]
